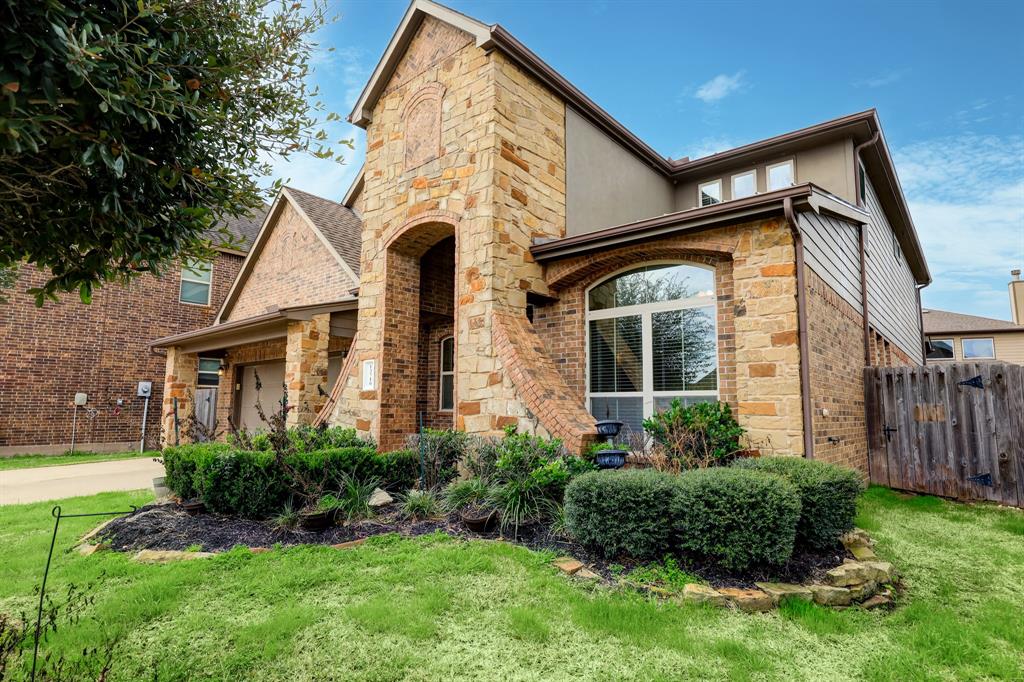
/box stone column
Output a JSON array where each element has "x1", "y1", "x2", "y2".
[
  {"x1": 285, "y1": 313, "x2": 330, "y2": 427},
  {"x1": 160, "y1": 346, "x2": 197, "y2": 447}
]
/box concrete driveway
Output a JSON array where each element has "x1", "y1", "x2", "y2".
[{"x1": 0, "y1": 458, "x2": 164, "y2": 505}]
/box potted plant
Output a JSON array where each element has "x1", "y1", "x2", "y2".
[
  {"x1": 299, "y1": 494, "x2": 338, "y2": 530},
  {"x1": 460, "y1": 501, "x2": 498, "y2": 532},
  {"x1": 181, "y1": 498, "x2": 206, "y2": 515}
]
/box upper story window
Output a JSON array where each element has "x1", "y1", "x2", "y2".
[
  {"x1": 439, "y1": 336, "x2": 455, "y2": 411},
  {"x1": 731, "y1": 170, "x2": 756, "y2": 199},
  {"x1": 962, "y1": 338, "x2": 995, "y2": 360},
  {"x1": 197, "y1": 358, "x2": 221, "y2": 386},
  {"x1": 698, "y1": 180, "x2": 722, "y2": 207},
  {"x1": 586, "y1": 263, "x2": 718, "y2": 435},
  {"x1": 180, "y1": 260, "x2": 212, "y2": 305},
  {"x1": 925, "y1": 338, "x2": 954, "y2": 361},
  {"x1": 767, "y1": 160, "x2": 794, "y2": 191}
]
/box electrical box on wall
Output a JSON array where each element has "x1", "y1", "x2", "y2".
[
  {"x1": 137, "y1": 381, "x2": 153, "y2": 398},
  {"x1": 74, "y1": 392, "x2": 88, "y2": 406}
]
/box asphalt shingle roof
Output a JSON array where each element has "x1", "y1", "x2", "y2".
[
  {"x1": 284, "y1": 186, "x2": 363, "y2": 276},
  {"x1": 922, "y1": 308, "x2": 1024, "y2": 334},
  {"x1": 212, "y1": 205, "x2": 270, "y2": 252}
]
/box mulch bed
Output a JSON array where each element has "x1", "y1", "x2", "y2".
[{"x1": 97, "y1": 503, "x2": 850, "y2": 589}]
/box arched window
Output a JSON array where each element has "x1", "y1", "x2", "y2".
[
  {"x1": 439, "y1": 336, "x2": 455, "y2": 411},
  {"x1": 586, "y1": 263, "x2": 718, "y2": 434}
]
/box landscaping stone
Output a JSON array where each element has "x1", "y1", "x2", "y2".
[
  {"x1": 681, "y1": 584, "x2": 727, "y2": 607},
  {"x1": 250, "y1": 547, "x2": 271, "y2": 554},
  {"x1": 76, "y1": 542, "x2": 109, "y2": 557},
  {"x1": 848, "y1": 580, "x2": 878, "y2": 602},
  {"x1": 368, "y1": 488, "x2": 394, "y2": 508},
  {"x1": 79, "y1": 518, "x2": 116, "y2": 544},
  {"x1": 859, "y1": 594, "x2": 893, "y2": 610},
  {"x1": 841, "y1": 528, "x2": 874, "y2": 549},
  {"x1": 862, "y1": 561, "x2": 897, "y2": 583},
  {"x1": 755, "y1": 582, "x2": 812, "y2": 604},
  {"x1": 810, "y1": 584, "x2": 853, "y2": 606},
  {"x1": 332, "y1": 539, "x2": 367, "y2": 550},
  {"x1": 719, "y1": 588, "x2": 774, "y2": 613},
  {"x1": 553, "y1": 557, "x2": 583, "y2": 575},
  {"x1": 574, "y1": 568, "x2": 601, "y2": 581},
  {"x1": 849, "y1": 544, "x2": 878, "y2": 561},
  {"x1": 826, "y1": 561, "x2": 874, "y2": 586},
  {"x1": 133, "y1": 549, "x2": 215, "y2": 563}
]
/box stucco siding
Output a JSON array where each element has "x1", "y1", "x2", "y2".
[
  {"x1": 863, "y1": 174, "x2": 923, "y2": 363},
  {"x1": 799, "y1": 211, "x2": 862, "y2": 310},
  {"x1": 565, "y1": 108, "x2": 674, "y2": 236}
]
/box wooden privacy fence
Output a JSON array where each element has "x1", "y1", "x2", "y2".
[{"x1": 865, "y1": 363, "x2": 1024, "y2": 508}]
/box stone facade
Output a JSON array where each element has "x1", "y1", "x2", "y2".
[
  {"x1": 224, "y1": 201, "x2": 356, "y2": 321},
  {"x1": 0, "y1": 254, "x2": 241, "y2": 454},
  {"x1": 160, "y1": 346, "x2": 199, "y2": 447},
  {"x1": 285, "y1": 314, "x2": 331, "y2": 426}
]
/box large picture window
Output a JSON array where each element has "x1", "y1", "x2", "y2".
[{"x1": 587, "y1": 263, "x2": 718, "y2": 434}]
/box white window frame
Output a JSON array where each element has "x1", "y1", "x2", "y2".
[
  {"x1": 961, "y1": 337, "x2": 995, "y2": 360},
  {"x1": 179, "y1": 260, "x2": 213, "y2": 306},
  {"x1": 585, "y1": 262, "x2": 719, "y2": 425},
  {"x1": 698, "y1": 179, "x2": 722, "y2": 207},
  {"x1": 439, "y1": 335, "x2": 455, "y2": 412},
  {"x1": 730, "y1": 169, "x2": 757, "y2": 200},
  {"x1": 766, "y1": 159, "x2": 795, "y2": 191},
  {"x1": 925, "y1": 337, "x2": 955, "y2": 361}
]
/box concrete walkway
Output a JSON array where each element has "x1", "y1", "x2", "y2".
[{"x1": 0, "y1": 458, "x2": 164, "y2": 505}]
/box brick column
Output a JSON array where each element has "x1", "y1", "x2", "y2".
[
  {"x1": 160, "y1": 346, "x2": 197, "y2": 447},
  {"x1": 285, "y1": 313, "x2": 330, "y2": 427}
]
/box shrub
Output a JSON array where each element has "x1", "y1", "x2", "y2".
[
  {"x1": 377, "y1": 449, "x2": 420, "y2": 491},
  {"x1": 671, "y1": 467, "x2": 801, "y2": 571},
  {"x1": 642, "y1": 400, "x2": 744, "y2": 469},
  {"x1": 230, "y1": 425, "x2": 372, "y2": 453},
  {"x1": 733, "y1": 456, "x2": 865, "y2": 549},
  {"x1": 162, "y1": 442, "x2": 232, "y2": 500},
  {"x1": 405, "y1": 429, "x2": 467, "y2": 489},
  {"x1": 400, "y1": 489, "x2": 441, "y2": 521},
  {"x1": 198, "y1": 449, "x2": 284, "y2": 518},
  {"x1": 564, "y1": 469, "x2": 681, "y2": 560}
]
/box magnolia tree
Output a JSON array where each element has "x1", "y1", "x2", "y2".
[{"x1": 0, "y1": 0, "x2": 348, "y2": 304}]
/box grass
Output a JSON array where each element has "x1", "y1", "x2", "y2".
[
  {"x1": 0, "y1": 485, "x2": 1021, "y2": 680},
  {"x1": 0, "y1": 449, "x2": 158, "y2": 471}
]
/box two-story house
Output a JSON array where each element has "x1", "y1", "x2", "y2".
[{"x1": 153, "y1": 0, "x2": 931, "y2": 474}]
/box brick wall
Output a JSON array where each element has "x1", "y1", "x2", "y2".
[
  {"x1": 225, "y1": 201, "x2": 355, "y2": 321},
  {"x1": 805, "y1": 266, "x2": 868, "y2": 472},
  {"x1": 0, "y1": 254, "x2": 241, "y2": 454},
  {"x1": 869, "y1": 329, "x2": 915, "y2": 367}
]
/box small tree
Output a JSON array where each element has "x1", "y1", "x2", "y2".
[{"x1": 1, "y1": 0, "x2": 349, "y2": 305}]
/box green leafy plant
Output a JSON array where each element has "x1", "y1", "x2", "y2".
[
  {"x1": 400, "y1": 489, "x2": 441, "y2": 521},
  {"x1": 733, "y1": 456, "x2": 865, "y2": 549},
  {"x1": 273, "y1": 503, "x2": 300, "y2": 531},
  {"x1": 627, "y1": 557, "x2": 701, "y2": 592},
  {"x1": 642, "y1": 400, "x2": 744, "y2": 469},
  {"x1": 317, "y1": 493, "x2": 341, "y2": 512},
  {"x1": 332, "y1": 473, "x2": 379, "y2": 522},
  {"x1": 405, "y1": 429, "x2": 467, "y2": 490},
  {"x1": 442, "y1": 478, "x2": 493, "y2": 512}
]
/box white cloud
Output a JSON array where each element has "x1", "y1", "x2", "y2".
[
  {"x1": 694, "y1": 72, "x2": 745, "y2": 103},
  {"x1": 896, "y1": 135, "x2": 1024, "y2": 318},
  {"x1": 854, "y1": 68, "x2": 909, "y2": 88},
  {"x1": 681, "y1": 135, "x2": 741, "y2": 160}
]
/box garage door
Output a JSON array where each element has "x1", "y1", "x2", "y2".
[{"x1": 237, "y1": 362, "x2": 285, "y2": 431}]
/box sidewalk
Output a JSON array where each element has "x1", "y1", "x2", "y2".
[{"x1": 0, "y1": 458, "x2": 164, "y2": 505}]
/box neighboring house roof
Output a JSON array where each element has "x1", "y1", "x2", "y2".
[
  {"x1": 215, "y1": 206, "x2": 270, "y2": 252},
  {"x1": 922, "y1": 309, "x2": 1024, "y2": 335},
  {"x1": 349, "y1": 0, "x2": 929, "y2": 284},
  {"x1": 213, "y1": 187, "x2": 363, "y2": 324}
]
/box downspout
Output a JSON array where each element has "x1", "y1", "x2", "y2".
[
  {"x1": 854, "y1": 132, "x2": 880, "y2": 367},
  {"x1": 783, "y1": 197, "x2": 815, "y2": 460}
]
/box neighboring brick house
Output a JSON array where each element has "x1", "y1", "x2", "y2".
[
  {"x1": 922, "y1": 271, "x2": 1024, "y2": 364},
  {"x1": 0, "y1": 211, "x2": 265, "y2": 455},
  {"x1": 156, "y1": 0, "x2": 932, "y2": 474}
]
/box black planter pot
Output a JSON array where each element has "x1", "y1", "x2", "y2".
[
  {"x1": 594, "y1": 420, "x2": 624, "y2": 439},
  {"x1": 461, "y1": 509, "x2": 497, "y2": 533},
  {"x1": 299, "y1": 510, "x2": 332, "y2": 531},
  {"x1": 182, "y1": 500, "x2": 206, "y2": 515},
  {"x1": 595, "y1": 449, "x2": 627, "y2": 470}
]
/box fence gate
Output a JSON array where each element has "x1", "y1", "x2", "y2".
[
  {"x1": 194, "y1": 388, "x2": 218, "y2": 439},
  {"x1": 864, "y1": 363, "x2": 1024, "y2": 508}
]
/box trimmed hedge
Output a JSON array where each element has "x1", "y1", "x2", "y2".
[
  {"x1": 162, "y1": 445, "x2": 419, "y2": 518},
  {"x1": 564, "y1": 469, "x2": 682, "y2": 560},
  {"x1": 733, "y1": 456, "x2": 864, "y2": 549},
  {"x1": 671, "y1": 467, "x2": 801, "y2": 570}
]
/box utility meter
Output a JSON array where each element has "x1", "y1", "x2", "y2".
[
  {"x1": 74, "y1": 392, "x2": 88, "y2": 406},
  {"x1": 137, "y1": 381, "x2": 153, "y2": 398}
]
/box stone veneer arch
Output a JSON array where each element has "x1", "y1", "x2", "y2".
[{"x1": 401, "y1": 82, "x2": 446, "y2": 172}]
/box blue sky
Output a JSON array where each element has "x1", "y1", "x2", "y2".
[{"x1": 269, "y1": 0, "x2": 1024, "y2": 320}]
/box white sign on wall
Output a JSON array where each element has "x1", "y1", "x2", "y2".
[{"x1": 361, "y1": 359, "x2": 376, "y2": 391}]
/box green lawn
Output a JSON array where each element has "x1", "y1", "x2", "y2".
[
  {"x1": 1, "y1": 486, "x2": 1022, "y2": 681},
  {"x1": 0, "y1": 450, "x2": 157, "y2": 471}
]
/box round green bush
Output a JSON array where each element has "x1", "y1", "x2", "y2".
[
  {"x1": 733, "y1": 456, "x2": 865, "y2": 549},
  {"x1": 564, "y1": 469, "x2": 681, "y2": 560},
  {"x1": 671, "y1": 467, "x2": 801, "y2": 571},
  {"x1": 199, "y1": 450, "x2": 285, "y2": 519}
]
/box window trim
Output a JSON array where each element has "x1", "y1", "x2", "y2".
[
  {"x1": 584, "y1": 261, "x2": 719, "y2": 428},
  {"x1": 730, "y1": 169, "x2": 757, "y2": 200},
  {"x1": 697, "y1": 179, "x2": 722, "y2": 207},
  {"x1": 925, "y1": 337, "x2": 955, "y2": 361},
  {"x1": 179, "y1": 260, "x2": 213, "y2": 306},
  {"x1": 961, "y1": 337, "x2": 995, "y2": 360},
  {"x1": 439, "y1": 335, "x2": 455, "y2": 412},
  {"x1": 766, "y1": 159, "x2": 795, "y2": 191}
]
